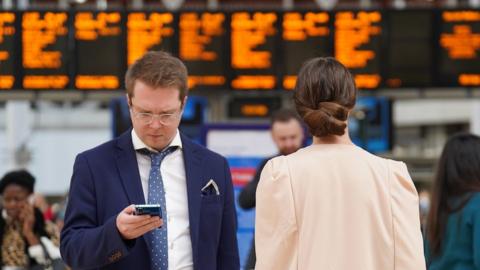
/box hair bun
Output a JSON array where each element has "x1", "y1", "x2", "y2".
[{"x1": 302, "y1": 102, "x2": 349, "y2": 137}]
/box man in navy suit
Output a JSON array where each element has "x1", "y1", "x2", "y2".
[{"x1": 60, "y1": 51, "x2": 239, "y2": 270}]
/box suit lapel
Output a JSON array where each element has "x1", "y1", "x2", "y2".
[
  {"x1": 181, "y1": 134, "x2": 203, "y2": 261},
  {"x1": 115, "y1": 131, "x2": 146, "y2": 205}
]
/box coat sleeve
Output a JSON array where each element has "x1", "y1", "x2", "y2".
[
  {"x1": 217, "y1": 157, "x2": 240, "y2": 270},
  {"x1": 238, "y1": 158, "x2": 269, "y2": 210},
  {"x1": 255, "y1": 157, "x2": 298, "y2": 270},
  {"x1": 60, "y1": 154, "x2": 135, "y2": 269},
  {"x1": 389, "y1": 160, "x2": 426, "y2": 270}
]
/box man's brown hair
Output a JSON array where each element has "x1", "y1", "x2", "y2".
[
  {"x1": 125, "y1": 51, "x2": 188, "y2": 101},
  {"x1": 270, "y1": 108, "x2": 303, "y2": 126}
]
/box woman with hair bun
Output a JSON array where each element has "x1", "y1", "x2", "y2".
[{"x1": 255, "y1": 57, "x2": 425, "y2": 270}]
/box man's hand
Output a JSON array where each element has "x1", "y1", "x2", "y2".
[{"x1": 116, "y1": 205, "x2": 163, "y2": 240}]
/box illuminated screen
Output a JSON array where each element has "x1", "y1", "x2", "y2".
[
  {"x1": 3, "y1": 9, "x2": 480, "y2": 91},
  {"x1": 180, "y1": 11, "x2": 227, "y2": 90},
  {"x1": 349, "y1": 97, "x2": 391, "y2": 153},
  {"x1": 0, "y1": 12, "x2": 17, "y2": 89},
  {"x1": 74, "y1": 11, "x2": 125, "y2": 90},
  {"x1": 230, "y1": 11, "x2": 279, "y2": 90},
  {"x1": 385, "y1": 10, "x2": 432, "y2": 88},
  {"x1": 281, "y1": 11, "x2": 332, "y2": 90},
  {"x1": 127, "y1": 11, "x2": 176, "y2": 66},
  {"x1": 21, "y1": 11, "x2": 70, "y2": 89},
  {"x1": 334, "y1": 11, "x2": 382, "y2": 89},
  {"x1": 228, "y1": 97, "x2": 282, "y2": 118},
  {"x1": 437, "y1": 10, "x2": 480, "y2": 87}
]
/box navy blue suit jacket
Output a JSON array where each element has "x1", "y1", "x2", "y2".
[{"x1": 60, "y1": 131, "x2": 239, "y2": 270}]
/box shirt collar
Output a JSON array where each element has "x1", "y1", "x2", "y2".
[{"x1": 131, "y1": 129, "x2": 182, "y2": 153}]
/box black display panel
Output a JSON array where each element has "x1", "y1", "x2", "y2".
[
  {"x1": 1, "y1": 8, "x2": 480, "y2": 91},
  {"x1": 21, "y1": 11, "x2": 70, "y2": 89},
  {"x1": 179, "y1": 11, "x2": 227, "y2": 90},
  {"x1": 127, "y1": 11, "x2": 176, "y2": 66},
  {"x1": 437, "y1": 10, "x2": 480, "y2": 87},
  {"x1": 74, "y1": 11, "x2": 125, "y2": 90},
  {"x1": 334, "y1": 10, "x2": 382, "y2": 89},
  {"x1": 281, "y1": 11, "x2": 332, "y2": 90},
  {"x1": 384, "y1": 10, "x2": 433, "y2": 88},
  {"x1": 230, "y1": 11, "x2": 279, "y2": 90},
  {"x1": 0, "y1": 12, "x2": 17, "y2": 89}
]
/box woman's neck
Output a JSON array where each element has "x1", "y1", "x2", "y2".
[{"x1": 312, "y1": 127, "x2": 354, "y2": 145}]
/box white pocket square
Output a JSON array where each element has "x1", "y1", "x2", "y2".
[{"x1": 201, "y1": 179, "x2": 220, "y2": 195}]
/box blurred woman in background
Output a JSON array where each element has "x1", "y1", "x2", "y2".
[
  {"x1": 0, "y1": 170, "x2": 61, "y2": 270},
  {"x1": 425, "y1": 133, "x2": 480, "y2": 269},
  {"x1": 255, "y1": 57, "x2": 425, "y2": 270}
]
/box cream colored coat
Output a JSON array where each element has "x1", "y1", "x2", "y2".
[{"x1": 255, "y1": 144, "x2": 426, "y2": 270}]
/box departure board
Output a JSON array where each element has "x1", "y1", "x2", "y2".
[
  {"x1": 230, "y1": 11, "x2": 279, "y2": 90},
  {"x1": 0, "y1": 12, "x2": 17, "y2": 89},
  {"x1": 74, "y1": 11, "x2": 125, "y2": 90},
  {"x1": 127, "y1": 11, "x2": 175, "y2": 66},
  {"x1": 385, "y1": 10, "x2": 432, "y2": 87},
  {"x1": 438, "y1": 10, "x2": 480, "y2": 86},
  {"x1": 21, "y1": 11, "x2": 70, "y2": 89},
  {"x1": 334, "y1": 11, "x2": 382, "y2": 89},
  {"x1": 3, "y1": 8, "x2": 480, "y2": 91},
  {"x1": 281, "y1": 11, "x2": 331, "y2": 90},
  {"x1": 179, "y1": 12, "x2": 227, "y2": 90}
]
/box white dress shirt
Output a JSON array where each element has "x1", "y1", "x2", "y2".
[{"x1": 132, "y1": 129, "x2": 193, "y2": 270}]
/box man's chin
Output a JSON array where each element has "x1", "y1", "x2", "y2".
[
  {"x1": 281, "y1": 149, "x2": 296, "y2": 155},
  {"x1": 146, "y1": 139, "x2": 167, "y2": 150}
]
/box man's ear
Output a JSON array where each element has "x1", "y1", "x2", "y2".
[
  {"x1": 126, "y1": 94, "x2": 132, "y2": 107},
  {"x1": 182, "y1": 96, "x2": 188, "y2": 110}
]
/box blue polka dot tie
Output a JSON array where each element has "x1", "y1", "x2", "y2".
[{"x1": 145, "y1": 146, "x2": 177, "y2": 270}]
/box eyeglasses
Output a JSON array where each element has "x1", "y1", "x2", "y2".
[{"x1": 130, "y1": 105, "x2": 181, "y2": 125}]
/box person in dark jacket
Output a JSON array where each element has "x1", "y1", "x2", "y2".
[
  {"x1": 238, "y1": 109, "x2": 304, "y2": 269},
  {"x1": 425, "y1": 133, "x2": 480, "y2": 269},
  {"x1": 0, "y1": 169, "x2": 61, "y2": 269}
]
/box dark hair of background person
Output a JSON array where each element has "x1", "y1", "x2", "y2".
[
  {"x1": 293, "y1": 57, "x2": 356, "y2": 137},
  {"x1": 125, "y1": 51, "x2": 189, "y2": 102},
  {"x1": 270, "y1": 108, "x2": 303, "y2": 126},
  {"x1": 427, "y1": 133, "x2": 480, "y2": 256},
  {"x1": 0, "y1": 169, "x2": 35, "y2": 194}
]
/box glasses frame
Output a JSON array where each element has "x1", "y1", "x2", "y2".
[{"x1": 129, "y1": 103, "x2": 182, "y2": 126}]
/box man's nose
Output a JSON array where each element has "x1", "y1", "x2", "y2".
[
  {"x1": 286, "y1": 138, "x2": 295, "y2": 147},
  {"x1": 149, "y1": 117, "x2": 163, "y2": 128}
]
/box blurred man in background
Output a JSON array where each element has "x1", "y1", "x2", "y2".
[{"x1": 238, "y1": 108, "x2": 305, "y2": 269}]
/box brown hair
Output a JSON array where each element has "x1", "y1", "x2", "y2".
[
  {"x1": 125, "y1": 51, "x2": 188, "y2": 101},
  {"x1": 427, "y1": 133, "x2": 480, "y2": 256},
  {"x1": 270, "y1": 108, "x2": 302, "y2": 126},
  {"x1": 293, "y1": 57, "x2": 356, "y2": 137}
]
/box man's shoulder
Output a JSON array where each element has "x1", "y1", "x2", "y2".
[{"x1": 77, "y1": 134, "x2": 125, "y2": 160}]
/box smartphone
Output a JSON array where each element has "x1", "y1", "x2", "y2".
[{"x1": 134, "y1": 204, "x2": 162, "y2": 217}]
